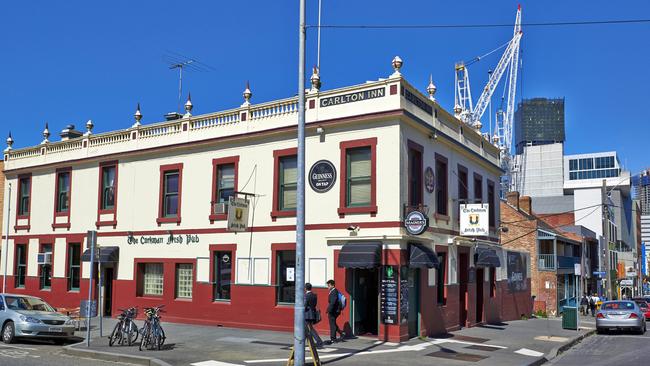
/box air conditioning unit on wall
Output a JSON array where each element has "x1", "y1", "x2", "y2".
[
  {"x1": 213, "y1": 202, "x2": 227, "y2": 215},
  {"x1": 37, "y1": 252, "x2": 52, "y2": 265}
]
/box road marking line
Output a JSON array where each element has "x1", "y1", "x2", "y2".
[
  {"x1": 191, "y1": 361, "x2": 244, "y2": 366},
  {"x1": 534, "y1": 336, "x2": 569, "y2": 342},
  {"x1": 244, "y1": 338, "x2": 506, "y2": 363},
  {"x1": 0, "y1": 344, "x2": 38, "y2": 350},
  {"x1": 515, "y1": 348, "x2": 544, "y2": 357}
]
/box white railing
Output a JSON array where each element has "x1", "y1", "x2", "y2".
[
  {"x1": 538, "y1": 254, "x2": 556, "y2": 271},
  {"x1": 139, "y1": 122, "x2": 182, "y2": 139},
  {"x1": 190, "y1": 111, "x2": 240, "y2": 130},
  {"x1": 88, "y1": 131, "x2": 131, "y2": 147},
  {"x1": 46, "y1": 140, "x2": 83, "y2": 154},
  {"x1": 250, "y1": 98, "x2": 298, "y2": 120},
  {"x1": 7, "y1": 147, "x2": 41, "y2": 160}
]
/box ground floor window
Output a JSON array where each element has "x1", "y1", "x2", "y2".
[
  {"x1": 276, "y1": 250, "x2": 296, "y2": 304},
  {"x1": 140, "y1": 263, "x2": 164, "y2": 296},
  {"x1": 15, "y1": 244, "x2": 27, "y2": 288},
  {"x1": 68, "y1": 243, "x2": 81, "y2": 291},
  {"x1": 213, "y1": 251, "x2": 232, "y2": 301},
  {"x1": 39, "y1": 244, "x2": 53, "y2": 290},
  {"x1": 175, "y1": 263, "x2": 193, "y2": 299},
  {"x1": 436, "y1": 252, "x2": 446, "y2": 305}
]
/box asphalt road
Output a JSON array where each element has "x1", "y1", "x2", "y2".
[
  {"x1": 0, "y1": 339, "x2": 133, "y2": 366},
  {"x1": 549, "y1": 329, "x2": 650, "y2": 366}
]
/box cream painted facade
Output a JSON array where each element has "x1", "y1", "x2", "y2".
[{"x1": 1, "y1": 67, "x2": 520, "y2": 340}]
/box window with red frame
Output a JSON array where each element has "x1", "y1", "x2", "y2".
[
  {"x1": 346, "y1": 147, "x2": 372, "y2": 207},
  {"x1": 100, "y1": 165, "x2": 116, "y2": 210},
  {"x1": 487, "y1": 181, "x2": 496, "y2": 228},
  {"x1": 14, "y1": 244, "x2": 27, "y2": 288},
  {"x1": 39, "y1": 244, "x2": 53, "y2": 290},
  {"x1": 278, "y1": 155, "x2": 297, "y2": 211},
  {"x1": 55, "y1": 171, "x2": 71, "y2": 213},
  {"x1": 408, "y1": 146, "x2": 423, "y2": 207},
  {"x1": 435, "y1": 156, "x2": 448, "y2": 216},
  {"x1": 474, "y1": 174, "x2": 483, "y2": 203},
  {"x1": 18, "y1": 176, "x2": 31, "y2": 216},
  {"x1": 162, "y1": 170, "x2": 180, "y2": 218}
]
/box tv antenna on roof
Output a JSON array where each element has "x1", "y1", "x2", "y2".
[{"x1": 163, "y1": 51, "x2": 215, "y2": 113}]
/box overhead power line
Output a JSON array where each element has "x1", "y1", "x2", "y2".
[{"x1": 307, "y1": 18, "x2": 650, "y2": 30}]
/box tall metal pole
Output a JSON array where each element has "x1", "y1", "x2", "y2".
[
  {"x1": 602, "y1": 179, "x2": 612, "y2": 299},
  {"x1": 2, "y1": 183, "x2": 11, "y2": 293},
  {"x1": 293, "y1": 0, "x2": 307, "y2": 364},
  {"x1": 86, "y1": 230, "x2": 96, "y2": 347},
  {"x1": 317, "y1": 0, "x2": 322, "y2": 69}
]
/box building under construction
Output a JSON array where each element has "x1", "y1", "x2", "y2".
[{"x1": 514, "y1": 98, "x2": 565, "y2": 155}]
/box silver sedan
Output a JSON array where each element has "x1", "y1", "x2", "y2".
[
  {"x1": 596, "y1": 300, "x2": 647, "y2": 334},
  {"x1": 0, "y1": 293, "x2": 76, "y2": 343}
]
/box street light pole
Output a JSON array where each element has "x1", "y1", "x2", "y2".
[{"x1": 293, "y1": 0, "x2": 307, "y2": 364}]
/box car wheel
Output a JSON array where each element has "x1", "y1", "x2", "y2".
[{"x1": 2, "y1": 322, "x2": 15, "y2": 344}]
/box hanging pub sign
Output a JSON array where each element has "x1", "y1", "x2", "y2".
[
  {"x1": 424, "y1": 167, "x2": 435, "y2": 193},
  {"x1": 404, "y1": 210, "x2": 429, "y2": 235},
  {"x1": 227, "y1": 197, "x2": 250, "y2": 232},
  {"x1": 460, "y1": 204, "x2": 489, "y2": 236},
  {"x1": 308, "y1": 160, "x2": 337, "y2": 193}
]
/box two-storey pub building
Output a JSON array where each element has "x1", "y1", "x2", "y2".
[{"x1": 1, "y1": 59, "x2": 530, "y2": 342}]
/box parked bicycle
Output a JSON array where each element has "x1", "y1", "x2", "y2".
[
  {"x1": 139, "y1": 305, "x2": 166, "y2": 351},
  {"x1": 109, "y1": 307, "x2": 139, "y2": 347}
]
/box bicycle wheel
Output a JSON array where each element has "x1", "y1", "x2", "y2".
[
  {"x1": 109, "y1": 322, "x2": 122, "y2": 347},
  {"x1": 158, "y1": 326, "x2": 166, "y2": 347},
  {"x1": 139, "y1": 326, "x2": 150, "y2": 351},
  {"x1": 127, "y1": 320, "x2": 139, "y2": 346}
]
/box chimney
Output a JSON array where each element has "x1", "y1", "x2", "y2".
[
  {"x1": 59, "y1": 124, "x2": 83, "y2": 141},
  {"x1": 519, "y1": 196, "x2": 532, "y2": 215},
  {"x1": 506, "y1": 191, "x2": 520, "y2": 210}
]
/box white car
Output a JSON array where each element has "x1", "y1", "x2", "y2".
[{"x1": 0, "y1": 294, "x2": 76, "y2": 344}]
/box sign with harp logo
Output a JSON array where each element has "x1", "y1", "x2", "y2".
[
  {"x1": 227, "y1": 197, "x2": 250, "y2": 232},
  {"x1": 460, "y1": 204, "x2": 489, "y2": 236}
]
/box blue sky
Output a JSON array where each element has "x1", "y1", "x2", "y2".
[{"x1": 1, "y1": 0, "x2": 648, "y2": 173}]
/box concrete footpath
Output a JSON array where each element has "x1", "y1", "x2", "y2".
[{"x1": 63, "y1": 315, "x2": 596, "y2": 366}]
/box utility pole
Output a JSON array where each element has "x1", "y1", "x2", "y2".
[
  {"x1": 293, "y1": 0, "x2": 307, "y2": 364},
  {"x1": 602, "y1": 179, "x2": 613, "y2": 299}
]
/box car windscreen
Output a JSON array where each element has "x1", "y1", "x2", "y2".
[
  {"x1": 601, "y1": 301, "x2": 635, "y2": 310},
  {"x1": 4, "y1": 296, "x2": 55, "y2": 312}
]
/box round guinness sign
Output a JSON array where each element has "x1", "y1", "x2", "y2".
[
  {"x1": 309, "y1": 160, "x2": 337, "y2": 193},
  {"x1": 404, "y1": 210, "x2": 429, "y2": 236}
]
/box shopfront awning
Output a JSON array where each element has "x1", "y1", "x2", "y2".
[
  {"x1": 337, "y1": 242, "x2": 382, "y2": 268},
  {"x1": 408, "y1": 243, "x2": 439, "y2": 269},
  {"x1": 81, "y1": 246, "x2": 119, "y2": 263},
  {"x1": 474, "y1": 246, "x2": 501, "y2": 267}
]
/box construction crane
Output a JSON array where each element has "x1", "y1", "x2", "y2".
[{"x1": 453, "y1": 5, "x2": 522, "y2": 195}]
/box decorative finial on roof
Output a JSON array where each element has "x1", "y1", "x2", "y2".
[
  {"x1": 85, "y1": 119, "x2": 94, "y2": 136},
  {"x1": 5, "y1": 132, "x2": 13, "y2": 152},
  {"x1": 133, "y1": 103, "x2": 142, "y2": 128},
  {"x1": 184, "y1": 93, "x2": 193, "y2": 116},
  {"x1": 474, "y1": 121, "x2": 482, "y2": 130},
  {"x1": 426, "y1": 74, "x2": 437, "y2": 101},
  {"x1": 310, "y1": 67, "x2": 321, "y2": 92},
  {"x1": 242, "y1": 81, "x2": 252, "y2": 107},
  {"x1": 391, "y1": 56, "x2": 403, "y2": 77},
  {"x1": 41, "y1": 122, "x2": 50, "y2": 144},
  {"x1": 492, "y1": 134, "x2": 499, "y2": 145}
]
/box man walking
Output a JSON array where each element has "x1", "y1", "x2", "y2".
[
  {"x1": 580, "y1": 294, "x2": 589, "y2": 316},
  {"x1": 589, "y1": 293, "x2": 599, "y2": 317},
  {"x1": 304, "y1": 283, "x2": 323, "y2": 348},
  {"x1": 326, "y1": 279, "x2": 344, "y2": 344}
]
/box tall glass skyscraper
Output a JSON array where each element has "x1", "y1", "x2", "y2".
[{"x1": 514, "y1": 98, "x2": 565, "y2": 154}]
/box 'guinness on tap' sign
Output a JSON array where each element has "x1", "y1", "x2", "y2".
[{"x1": 309, "y1": 160, "x2": 337, "y2": 193}]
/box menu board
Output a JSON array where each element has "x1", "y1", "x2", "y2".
[{"x1": 380, "y1": 266, "x2": 398, "y2": 324}]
